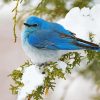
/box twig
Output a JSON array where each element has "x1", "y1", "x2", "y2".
[
  {"x1": 28, "y1": 97, "x2": 31, "y2": 100},
  {"x1": 12, "y1": 0, "x2": 20, "y2": 42}
]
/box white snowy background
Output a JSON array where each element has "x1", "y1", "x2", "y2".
[{"x1": 0, "y1": 0, "x2": 100, "y2": 100}]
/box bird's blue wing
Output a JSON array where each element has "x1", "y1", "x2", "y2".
[
  {"x1": 28, "y1": 30, "x2": 81, "y2": 50},
  {"x1": 28, "y1": 23, "x2": 99, "y2": 50}
]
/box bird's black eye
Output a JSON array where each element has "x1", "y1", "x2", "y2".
[{"x1": 24, "y1": 23, "x2": 38, "y2": 27}]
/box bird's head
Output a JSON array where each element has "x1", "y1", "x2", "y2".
[{"x1": 24, "y1": 16, "x2": 44, "y2": 32}]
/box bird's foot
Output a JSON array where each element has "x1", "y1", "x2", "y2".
[{"x1": 38, "y1": 62, "x2": 51, "y2": 74}]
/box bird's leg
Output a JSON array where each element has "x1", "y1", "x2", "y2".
[{"x1": 38, "y1": 62, "x2": 49, "y2": 74}]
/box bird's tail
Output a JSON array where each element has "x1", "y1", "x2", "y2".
[{"x1": 75, "y1": 37, "x2": 100, "y2": 51}]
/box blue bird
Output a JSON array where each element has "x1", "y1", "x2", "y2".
[{"x1": 21, "y1": 16, "x2": 100, "y2": 65}]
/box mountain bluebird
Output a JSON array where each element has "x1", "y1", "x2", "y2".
[{"x1": 21, "y1": 16, "x2": 100, "y2": 65}]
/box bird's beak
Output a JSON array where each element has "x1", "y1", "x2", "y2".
[
  {"x1": 24, "y1": 23, "x2": 26, "y2": 26},
  {"x1": 24, "y1": 23, "x2": 30, "y2": 27},
  {"x1": 24, "y1": 23, "x2": 29, "y2": 26}
]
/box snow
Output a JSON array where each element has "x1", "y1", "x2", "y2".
[
  {"x1": 17, "y1": 65, "x2": 45, "y2": 100},
  {"x1": 46, "y1": 3, "x2": 55, "y2": 10},
  {"x1": 32, "y1": 0, "x2": 42, "y2": 8},
  {"x1": 64, "y1": 76, "x2": 97, "y2": 100},
  {"x1": 57, "y1": 61, "x2": 67, "y2": 72},
  {"x1": 93, "y1": 0, "x2": 100, "y2": 4},
  {"x1": 57, "y1": 5, "x2": 100, "y2": 45},
  {"x1": 47, "y1": 75, "x2": 97, "y2": 100},
  {"x1": 48, "y1": 78, "x2": 72, "y2": 100}
]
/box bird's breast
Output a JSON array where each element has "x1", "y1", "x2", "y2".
[{"x1": 22, "y1": 40, "x2": 59, "y2": 65}]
